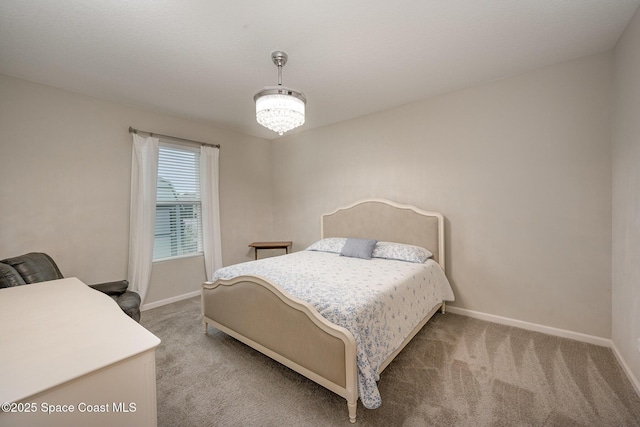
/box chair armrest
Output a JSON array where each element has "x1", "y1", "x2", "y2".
[{"x1": 89, "y1": 280, "x2": 129, "y2": 296}]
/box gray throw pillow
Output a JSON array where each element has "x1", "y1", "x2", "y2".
[{"x1": 340, "y1": 238, "x2": 378, "y2": 260}]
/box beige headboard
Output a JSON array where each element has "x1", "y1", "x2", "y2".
[{"x1": 321, "y1": 199, "x2": 445, "y2": 270}]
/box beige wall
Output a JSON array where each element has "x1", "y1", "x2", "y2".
[
  {"x1": 613, "y1": 6, "x2": 640, "y2": 387},
  {"x1": 0, "y1": 74, "x2": 273, "y2": 305},
  {"x1": 272, "y1": 52, "x2": 613, "y2": 338}
]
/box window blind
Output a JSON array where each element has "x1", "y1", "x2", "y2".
[{"x1": 154, "y1": 143, "x2": 203, "y2": 260}]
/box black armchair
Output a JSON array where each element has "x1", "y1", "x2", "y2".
[{"x1": 0, "y1": 252, "x2": 141, "y2": 322}]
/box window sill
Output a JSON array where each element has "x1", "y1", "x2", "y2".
[{"x1": 153, "y1": 252, "x2": 204, "y2": 264}]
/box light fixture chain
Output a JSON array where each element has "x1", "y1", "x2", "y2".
[{"x1": 272, "y1": 51, "x2": 287, "y2": 86}]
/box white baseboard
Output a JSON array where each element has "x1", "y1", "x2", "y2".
[
  {"x1": 445, "y1": 306, "x2": 612, "y2": 347},
  {"x1": 611, "y1": 342, "x2": 640, "y2": 397},
  {"x1": 141, "y1": 290, "x2": 200, "y2": 311}
]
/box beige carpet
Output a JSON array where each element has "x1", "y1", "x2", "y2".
[{"x1": 141, "y1": 297, "x2": 640, "y2": 426}]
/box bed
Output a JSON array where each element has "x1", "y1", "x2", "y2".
[{"x1": 201, "y1": 199, "x2": 454, "y2": 423}]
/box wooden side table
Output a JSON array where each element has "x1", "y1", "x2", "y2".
[{"x1": 249, "y1": 241, "x2": 292, "y2": 260}]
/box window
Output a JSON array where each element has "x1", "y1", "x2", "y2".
[{"x1": 153, "y1": 143, "x2": 203, "y2": 260}]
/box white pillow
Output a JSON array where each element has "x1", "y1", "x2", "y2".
[
  {"x1": 372, "y1": 241, "x2": 433, "y2": 263},
  {"x1": 305, "y1": 237, "x2": 346, "y2": 254}
]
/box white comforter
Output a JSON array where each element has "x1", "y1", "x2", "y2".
[{"x1": 211, "y1": 250, "x2": 454, "y2": 409}]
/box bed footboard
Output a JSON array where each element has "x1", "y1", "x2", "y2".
[{"x1": 202, "y1": 275, "x2": 359, "y2": 423}]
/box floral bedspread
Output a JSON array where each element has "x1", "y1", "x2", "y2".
[{"x1": 211, "y1": 250, "x2": 454, "y2": 409}]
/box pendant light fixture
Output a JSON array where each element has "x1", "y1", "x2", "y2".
[{"x1": 254, "y1": 51, "x2": 307, "y2": 136}]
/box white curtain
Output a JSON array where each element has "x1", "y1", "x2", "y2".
[
  {"x1": 200, "y1": 145, "x2": 223, "y2": 280},
  {"x1": 128, "y1": 134, "x2": 159, "y2": 304}
]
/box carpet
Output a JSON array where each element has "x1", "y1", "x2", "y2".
[{"x1": 141, "y1": 297, "x2": 640, "y2": 426}]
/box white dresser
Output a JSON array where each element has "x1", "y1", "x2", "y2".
[{"x1": 0, "y1": 277, "x2": 161, "y2": 427}]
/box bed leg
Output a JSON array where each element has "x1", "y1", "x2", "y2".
[
  {"x1": 441, "y1": 302, "x2": 446, "y2": 314},
  {"x1": 347, "y1": 401, "x2": 357, "y2": 423},
  {"x1": 202, "y1": 321, "x2": 208, "y2": 334}
]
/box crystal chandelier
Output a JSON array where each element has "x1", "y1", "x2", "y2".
[{"x1": 254, "y1": 51, "x2": 307, "y2": 136}]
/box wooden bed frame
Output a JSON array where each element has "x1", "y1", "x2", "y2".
[{"x1": 202, "y1": 199, "x2": 446, "y2": 423}]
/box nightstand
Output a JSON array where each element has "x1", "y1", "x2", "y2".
[{"x1": 249, "y1": 241, "x2": 292, "y2": 260}]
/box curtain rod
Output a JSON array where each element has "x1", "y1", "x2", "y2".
[{"x1": 129, "y1": 127, "x2": 221, "y2": 149}]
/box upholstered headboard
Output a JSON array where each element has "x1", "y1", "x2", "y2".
[{"x1": 321, "y1": 199, "x2": 445, "y2": 269}]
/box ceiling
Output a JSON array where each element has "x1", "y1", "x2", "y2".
[{"x1": 1, "y1": 1, "x2": 639, "y2": 140}]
